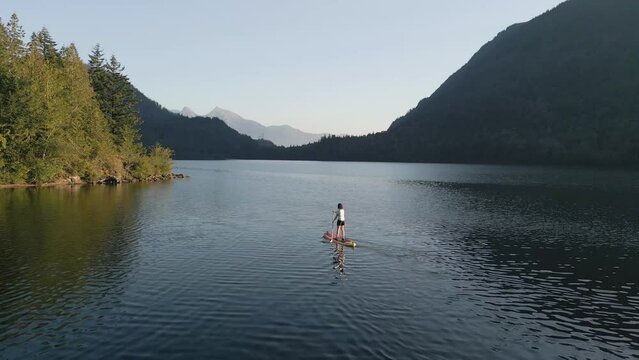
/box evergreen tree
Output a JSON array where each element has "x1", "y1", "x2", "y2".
[
  {"x1": 29, "y1": 28, "x2": 61, "y2": 65},
  {"x1": 0, "y1": 18, "x2": 8, "y2": 62},
  {"x1": 88, "y1": 44, "x2": 109, "y2": 115},
  {"x1": 0, "y1": 14, "x2": 171, "y2": 184},
  {"x1": 89, "y1": 49, "x2": 141, "y2": 148},
  {"x1": 0, "y1": 16, "x2": 22, "y2": 170},
  {"x1": 105, "y1": 55, "x2": 140, "y2": 146},
  {"x1": 0, "y1": 20, "x2": 11, "y2": 155},
  {"x1": 86, "y1": 46, "x2": 173, "y2": 177},
  {"x1": 6, "y1": 14, "x2": 25, "y2": 59}
]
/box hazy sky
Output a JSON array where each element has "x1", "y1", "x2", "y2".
[{"x1": 3, "y1": 0, "x2": 565, "y2": 135}]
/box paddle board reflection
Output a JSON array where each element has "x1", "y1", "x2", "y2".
[{"x1": 333, "y1": 244, "x2": 345, "y2": 274}]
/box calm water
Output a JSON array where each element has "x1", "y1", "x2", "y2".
[{"x1": 1, "y1": 160, "x2": 639, "y2": 359}]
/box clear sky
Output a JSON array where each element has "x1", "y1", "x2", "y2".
[{"x1": 3, "y1": 0, "x2": 565, "y2": 135}]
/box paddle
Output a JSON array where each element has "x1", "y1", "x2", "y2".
[{"x1": 329, "y1": 211, "x2": 337, "y2": 241}]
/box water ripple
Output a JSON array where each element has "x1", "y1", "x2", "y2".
[{"x1": 1, "y1": 161, "x2": 639, "y2": 359}]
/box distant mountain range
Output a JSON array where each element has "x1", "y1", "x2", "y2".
[
  {"x1": 170, "y1": 106, "x2": 324, "y2": 146},
  {"x1": 172, "y1": 106, "x2": 198, "y2": 118},
  {"x1": 140, "y1": 95, "x2": 274, "y2": 160}
]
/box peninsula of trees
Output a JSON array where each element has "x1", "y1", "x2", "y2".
[{"x1": 0, "y1": 14, "x2": 172, "y2": 185}]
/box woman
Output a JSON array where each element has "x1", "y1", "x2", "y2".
[{"x1": 332, "y1": 203, "x2": 346, "y2": 240}]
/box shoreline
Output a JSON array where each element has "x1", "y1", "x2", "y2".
[{"x1": 0, "y1": 173, "x2": 189, "y2": 189}]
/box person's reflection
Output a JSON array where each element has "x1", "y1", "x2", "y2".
[{"x1": 333, "y1": 244, "x2": 345, "y2": 274}]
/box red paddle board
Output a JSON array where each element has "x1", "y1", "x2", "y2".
[{"x1": 323, "y1": 232, "x2": 357, "y2": 248}]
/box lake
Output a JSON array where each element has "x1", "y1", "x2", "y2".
[{"x1": 1, "y1": 160, "x2": 638, "y2": 359}]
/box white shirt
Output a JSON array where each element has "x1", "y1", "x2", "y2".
[{"x1": 338, "y1": 209, "x2": 345, "y2": 221}]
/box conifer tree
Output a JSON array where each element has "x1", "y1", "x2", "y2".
[
  {"x1": 105, "y1": 55, "x2": 140, "y2": 146},
  {"x1": 0, "y1": 19, "x2": 8, "y2": 62},
  {"x1": 0, "y1": 20, "x2": 11, "y2": 155},
  {"x1": 0, "y1": 17, "x2": 21, "y2": 174},
  {"x1": 6, "y1": 14, "x2": 25, "y2": 59},
  {"x1": 29, "y1": 28, "x2": 61, "y2": 65},
  {"x1": 89, "y1": 48, "x2": 142, "y2": 148},
  {"x1": 88, "y1": 44, "x2": 109, "y2": 113},
  {"x1": 0, "y1": 15, "x2": 172, "y2": 184}
]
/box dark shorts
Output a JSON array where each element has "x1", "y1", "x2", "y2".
[{"x1": 337, "y1": 220, "x2": 345, "y2": 226}]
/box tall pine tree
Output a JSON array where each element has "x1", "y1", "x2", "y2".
[
  {"x1": 6, "y1": 14, "x2": 25, "y2": 60},
  {"x1": 105, "y1": 55, "x2": 140, "y2": 146},
  {"x1": 88, "y1": 48, "x2": 142, "y2": 155},
  {"x1": 29, "y1": 28, "x2": 62, "y2": 65},
  {"x1": 0, "y1": 20, "x2": 11, "y2": 154},
  {"x1": 88, "y1": 44, "x2": 109, "y2": 116}
]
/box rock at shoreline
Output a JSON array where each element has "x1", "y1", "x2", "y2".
[
  {"x1": 0, "y1": 174, "x2": 190, "y2": 189},
  {"x1": 142, "y1": 173, "x2": 189, "y2": 182},
  {"x1": 1, "y1": 173, "x2": 188, "y2": 188},
  {"x1": 97, "y1": 176, "x2": 121, "y2": 185},
  {"x1": 67, "y1": 176, "x2": 82, "y2": 184},
  {"x1": 91, "y1": 173, "x2": 188, "y2": 184}
]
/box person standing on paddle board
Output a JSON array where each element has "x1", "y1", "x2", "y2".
[{"x1": 332, "y1": 203, "x2": 346, "y2": 240}]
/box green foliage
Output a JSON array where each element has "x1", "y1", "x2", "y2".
[
  {"x1": 0, "y1": 14, "x2": 173, "y2": 184},
  {"x1": 129, "y1": 144, "x2": 173, "y2": 179},
  {"x1": 30, "y1": 159, "x2": 60, "y2": 183},
  {"x1": 147, "y1": 144, "x2": 173, "y2": 175}
]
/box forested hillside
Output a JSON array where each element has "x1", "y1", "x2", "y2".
[
  {"x1": 278, "y1": 0, "x2": 639, "y2": 166},
  {"x1": 0, "y1": 15, "x2": 172, "y2": 184},
  {"x1": 137, "y1": 92, "x2": 275, "y2": 160}
]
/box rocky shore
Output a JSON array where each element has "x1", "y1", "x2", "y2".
[
  {"x1": 0, "y1": 173, "x2": 189, "y2": 189},
  {"x1": 94, "y1": 173, "x2": 189, "y2": 185}
]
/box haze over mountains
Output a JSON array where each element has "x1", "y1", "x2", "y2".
[
  {"x1": 170, "y1": 106, "x2": 324, "y2": 146},
  {"x1": 140, "y1": 94, "x2": 274, "y2": 160},
  {"x1": 172, "y1": 106, "x2": 198, "y2": 118}
]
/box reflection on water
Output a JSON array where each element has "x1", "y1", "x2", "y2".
[
  {"x1": 332, "y1": 244, "x2": 346, "y2": 275},
  {"x1": 1, "y1": 161, "x2": 639, "y2": 359},
  {"x1": 0, "y1": 184, "x2": 145, "y2": 357}
]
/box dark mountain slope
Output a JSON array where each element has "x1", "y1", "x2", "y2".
[
  {"x1": 280, "y1": 0, "x2": 639, "y2": 165},
  {"x1": 136, "y1": 91, "x2": 274, "y2": 160},
  {"x1": 388, "y1": 0, "x2": 639, "y2": 164}
]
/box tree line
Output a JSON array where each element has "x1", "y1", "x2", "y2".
[{"x1": 0, "y1": 14, "x2": 172, "y2": 184}]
